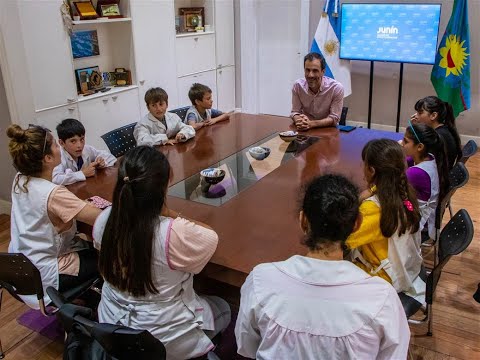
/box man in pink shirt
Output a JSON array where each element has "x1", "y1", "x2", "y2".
[{"x1": 291, "y1": 52, "x2": 344, "y2": 130}]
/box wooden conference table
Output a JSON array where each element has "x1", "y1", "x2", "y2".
[{"x1": 68, "y1": 113, "x2": 402, "y2": 286}]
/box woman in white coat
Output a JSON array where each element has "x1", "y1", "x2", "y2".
[
  {"x1": 6, "y1": 124, "x2": 101, "y2": 309},
  {"x1": 93, "y1": 146, "x2": 230, "y2": 360},
  {"x1": 235, "y1": 175, "x2": 410, "y2": 360}
]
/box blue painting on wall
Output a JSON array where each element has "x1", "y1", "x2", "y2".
[{"x1": 71, "y1": 30, "x2": 100, "y2": 59}]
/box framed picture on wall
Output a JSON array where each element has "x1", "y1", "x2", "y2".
[
  {"x1": 70, "y1": 30, "x2": 100, "y2": 59},
  {"x1": 179, "y1": 7, "x2": 204, "y2": 32}
]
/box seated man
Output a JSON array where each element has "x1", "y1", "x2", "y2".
[{"x1": 291, "y1": 52, "x2": 344, "y2": 130}]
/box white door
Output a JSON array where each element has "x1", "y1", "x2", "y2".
[
  {"x1": 131, "y1": 0, "x2": 178, "y2": 115},
  {"x1": 215, "y1": 0, "x2": 234, "y2": 67},
  {"x1": 34, "y1": 105, "x2": 80, "y2": 136},
  {"x1": 257, "y1": 0, "x2": 305, "y2": 117},
  {"x1": 176, "y1": 34, "x2": 216, "y2": 76},
  {"x1": 18, "y1": 0, "x2": 78, "y2": 111},
  {"x1": 177, "y1": 70, "x2": 217, "y2": 108},
  {"x1": 216, "y1": 66, "x2": 235, "y2": 112}
]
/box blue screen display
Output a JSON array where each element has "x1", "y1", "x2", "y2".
[{"x1": 340, "y1": 4, "x2": 441, "y2": 64}]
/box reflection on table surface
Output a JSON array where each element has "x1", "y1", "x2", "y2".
[{"x1": 168, "y1": 132, "x2": 319, "y2": 207}]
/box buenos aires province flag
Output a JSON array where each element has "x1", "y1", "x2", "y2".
[{"x1": 311, "y1": 0, "x2": 352, "y2": 96}]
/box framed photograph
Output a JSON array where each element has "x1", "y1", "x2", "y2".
[
  {"x1": 74, "y1": 0, "x2": 98, "y2": 20},
  {"x1": 179, "y1": 7, "x2": 204, "y2": 32},
  {"x1": 100, "y1": 4, "x2": 121, "y2": 18},
  {"x1": 75, "y1": 66, "x2": 104, "y2": 94},
  {"x1": 70, "y1": 30, "x2": 99, "y2": 59}
]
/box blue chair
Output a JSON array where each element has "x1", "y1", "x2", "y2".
[
  {"x1": 169, "y1": 106, "x2": 190, "y2": 123},
  {"x1": 459, "y1": 139, "x2": 478, "y2": 164},
  {"x1": 101, "y1": 122, "x2": 137, "y2": 158}
]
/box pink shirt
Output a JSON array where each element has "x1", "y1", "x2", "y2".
[{"x1": 291, "y1": 77, "x2": 344, "y2": 124}]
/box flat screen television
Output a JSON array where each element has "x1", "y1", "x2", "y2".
[{"x1": 340, "y1": 3, "x2": 441, "y2": 64}]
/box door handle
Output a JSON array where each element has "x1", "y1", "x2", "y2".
[
  {"x1": 68, "y1": 107, "x2": 76, "y2": 112},
  {"x1": 102, "y1": 99, "x2": 108, "y2": 104},
  {"x1": 112, "y1": 96, "x2": 118, "y2": 101}
]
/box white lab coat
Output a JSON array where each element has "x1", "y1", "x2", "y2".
[
  {"x1": 235, "y1": 255, "x2": 410, "y2": 360},
  {"x1": 414, "y1": 158, "x2": 440, "y2": 239},
  {"x1": 9, "y1": 175, "x2": 89, "y2": 309},
  {"x1": 134, "y1": 112, "x2": 195, "y2": 146},
  {"x1": 52, "y1": 145, "x2": 116, "y2": 185},
  {"x1": 93, "y1": 208, "x2": 215, "y2": 360}
]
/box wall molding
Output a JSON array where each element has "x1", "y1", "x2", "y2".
[{"x1": 0, "y1": 199, "x2": 11, "y2": 215}]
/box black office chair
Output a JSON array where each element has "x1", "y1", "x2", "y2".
[
  {"x1": 169, "y1": 106, "x2": 190, "y2": 122},
  {"x1": 339, "y1": 106, "x2": 348, "y2": 125},
  {"x1": 101, "y1": 122, "x2": 137, "y2": 158},
  {"x1": 0, "y1": 253, "x2": 100, "y2": 358},
  {"x1": 458, "y1": 139, "x2": 478, "y2": 164},
  {"x1": 47, "y1": 287, "x2": 167, "y2": 360},
  {"x1": 399, "y1": 209, "x2": 474, "y2": 336},
  {"x1": 446, "y1": 161, "x2": 470, "y2": 218}
]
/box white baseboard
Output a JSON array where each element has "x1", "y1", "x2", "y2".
[
  {"x1": 347, "y1": 121, "x2": 480, "y2": 144},
  {"x1": 0, "y1": 199, "x2": 12, "y2": 215}
]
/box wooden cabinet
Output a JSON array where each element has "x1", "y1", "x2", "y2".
[
  {"x1": 177, "y1": 70, "x2": 217, "y2": 108},
  {"x1": 176, "y1": 34, "x2": 216, "y2": 76},
  {"x1": 33, "y1": 104, "x2": 80, "y2": 134},
  {"x1": 216, "y1": 66, "x2": 235, "y2": 112}
]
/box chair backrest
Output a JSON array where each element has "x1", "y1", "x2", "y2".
[
  {"x1": 459, "y1": 139, "x2": 478, "y2": 164},
  {"x1": 426, "y1": 209, "x2": 474, "y2": 304},
  {"x1": 169, "y1": 106, "x2": 190, "y2": 122},
  {"x1": 49, "y1": 287, "x2": 167, "y2": 360},
  {"x1": 339, "y1": 106, "x2": 348, "y2": 126},
  {"x1": 0, "y1": 253, "x2": 44, "y2": 302},
  {"x1": 434, "y1": 162, "x2": 469, "y2": 229},
  {"x1": 101, "y1": 122, "x2": 137, "y2": 158}
]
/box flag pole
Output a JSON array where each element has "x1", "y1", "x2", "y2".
[{"x1": 367, "y1": 61, "x2": 374, "y2": 129}]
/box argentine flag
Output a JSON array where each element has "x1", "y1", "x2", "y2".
[{"x1": 311, "y1": 0, "x2": 352, "y2": 96}]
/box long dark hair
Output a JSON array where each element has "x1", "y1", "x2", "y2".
[
  {"x1": 414, "y1": 96, "x2": 462, "y2": 162},
  {"x1": 406, "y1": 123, "x2": 450, "y2": 202},
  {"x1": 301, "y1": 174, "x2": 359, "y2": 251},
  {"x1": 98, "y1": 146, "x2": 171, "y2": 297},
  {"x1": 362, "y1": 139, "x2": 421, "y2": 237}
]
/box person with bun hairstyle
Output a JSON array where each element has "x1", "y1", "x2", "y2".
[
  {"x1": 346, "y1": 139, "x2": 425, "y2": 303},
  {"x1": 235, "y1": 175, "x2": 410, "y2": 359},
  {"x1": 411, "y1": 96, "x2": 462, "y2": 169},
  {"x1": 402, "y1": 123, "x2": 449, "y2": 239},
  {"x1": 6, "y1": 124, "x2": 101, "y2": 309}
]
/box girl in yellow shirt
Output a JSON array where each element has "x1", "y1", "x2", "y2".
[{"x1": 347, "y1": 139, "x2": 425, "y2": 301}]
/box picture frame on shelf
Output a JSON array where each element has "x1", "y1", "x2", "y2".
[
  {"x1": 114, "y1": 68, "x2": 132, "y2": 86},
  {"x1": 75, "y1": 66, "x2": 104, "y2": 94},
  {"x1": 70, "y1": 30, "x2": 99, "y2": 59},
  {"x1": 179, "y1": 7, "x2": 204, "y2": 33},
  {"x1": 73, "y1": 0, "x2": 98, "y2": 20},
  {"x1": 100, "y1": 4, "x2": 122, "y2": 18}
]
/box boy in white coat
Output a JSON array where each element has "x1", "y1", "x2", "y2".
[
  {"x1": 134, "y1": 87, "x2": 195, "y2": 146},
  {"x1": 52, "y1": 118, "x2": 116, "y2": 185}
]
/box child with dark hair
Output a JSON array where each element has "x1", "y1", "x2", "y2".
[
  {"x1": 52, "y1": 118, "x2": 116, "y2": 185},
  {"x1": 93, "y1": 146, "x2": 230, "y2": 359},
  {"x1": 235, "y1": 174, "x2": 410, "y2": 359},
  {"x1": 7, "y1": 124, "x2": 101, "y2": 309},
  {"x1": 402, "y1": 123, "x2": 449, "y2": 239},
  {"x1": 412, "y1": 96, "x2": 462, "y2": 169},
  {"x1": 347, "y1": 139, "x2": 425, "y2": 303},
  {"x1": 134, "y1": 87, "x2": 195, "y2": 146},
  {"x1": 185, "y1": 83, "x2": 230, "y2": 130}
]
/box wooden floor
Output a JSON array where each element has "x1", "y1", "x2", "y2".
[{"x1": 1, "y1": 156, "x2": 479, "y2": 359}]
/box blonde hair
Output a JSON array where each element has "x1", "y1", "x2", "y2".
[{"x1": 6, "y1": 124, "x2": 53, "y2": 192}]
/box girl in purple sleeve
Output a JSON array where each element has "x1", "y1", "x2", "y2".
[{"x1": 402, "y1": 123, "x2": 449, "y2": 239}]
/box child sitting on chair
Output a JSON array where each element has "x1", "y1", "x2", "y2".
[
  {"x1": 134, "y1": 87, "x2": 195, "y2": 146},
  {"x1": 52, "y1": 118, "x2": 116, "y2": 185},
  {"x1": 185, "y1": 83, "x2": 230, "y2": 130}
]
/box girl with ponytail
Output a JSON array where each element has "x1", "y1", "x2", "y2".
[
  {"x1": 403, "y1": 123, "x2": 449, "y2": 239},
  {"x1": 412, "y1": 96, "x2": 462, "y2": 169},
  {"x1": 94, "y1": 146, "x2": 230, "y2": 359},
  {"x1": 346, "y1": 139, "x2": 425, "y2": 302}
]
